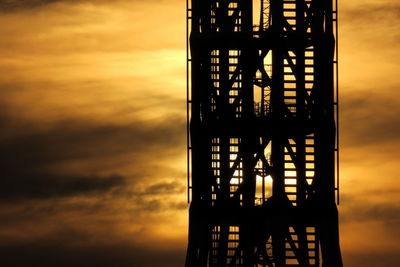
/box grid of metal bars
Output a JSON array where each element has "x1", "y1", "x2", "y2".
[{"x1": 186, "y1": 0, "x2": 341, "y2": 266}]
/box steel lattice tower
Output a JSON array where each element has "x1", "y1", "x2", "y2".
[{"x1": 186, "y1": 0, "x2": 342, "y2": 266}]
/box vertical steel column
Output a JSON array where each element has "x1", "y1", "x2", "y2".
[{"x1": 186, "y1": 0, "x2": 342, "y2": 266}]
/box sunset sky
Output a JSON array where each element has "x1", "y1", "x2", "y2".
[{"x1": 0, "y1": 0, "x2": 399, "y2": 266}]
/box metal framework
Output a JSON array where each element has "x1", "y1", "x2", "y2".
[{"x1": 186, "y1": 0, "x2": 342, "y2": 266}]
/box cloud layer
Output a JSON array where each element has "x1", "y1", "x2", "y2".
[{"x1": 0, "y1": 0, "x2": 398, "y2": 266}]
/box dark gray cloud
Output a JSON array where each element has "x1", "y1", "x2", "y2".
[
  {"x1": 341, "y1": 90, "x2": 400, "y2": 148},
  {"x1": 0, "y1": 109, "x2": 187, "y2": 266},
  {"x1": 0, "y1": 0, "x2": 63, "y2": 11},
  {"x1": 0, "y1": 173, "x2": 125, "y2": 200},
  {"x1": 0, "y1": 0, "x2": 173, "y2": 12},
  {"x1": 340, "y1": 190, "x2": 400, "y2": 231},
  {"x1": 0, "y1": 242, "x2": 185, "y2": 267},
  {"x1": 0, "y1": 0, "x2": 105, "y2": 11},
  {"x1": 340, "y1": 196, "x2": 400, "y2": 225},
  {"x1": 143, "y1": 182, "x2": 186, "y2": 195},
  {"x1": 0, "y1": 114, "x2": 185, "y2": 201},
  {"x1": 128, "y1": 181, "x2": 187, "y2": 212},
  {"x1": 343, "y1": 250, "x2": 400, "y2": 267}
]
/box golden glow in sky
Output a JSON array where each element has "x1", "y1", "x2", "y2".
[{"x1": 0, "y1": 0, "x2": 398, "y2": 266}]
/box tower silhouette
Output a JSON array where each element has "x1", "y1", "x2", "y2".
[{"x1": 186, "y1": 0, "x2": 342, "y2": 266}]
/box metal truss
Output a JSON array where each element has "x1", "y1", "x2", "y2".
[{"x1": 186, "y1": 1, "x2": 342, "y2": 266}]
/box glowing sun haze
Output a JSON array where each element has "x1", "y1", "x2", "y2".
[{"x1": 0, "y1": 0, "x2": 399, "y2": 266}]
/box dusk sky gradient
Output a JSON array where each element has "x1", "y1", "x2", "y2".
[{"x1": 0, "y1": 0, "x2": 399, "y2": 266}]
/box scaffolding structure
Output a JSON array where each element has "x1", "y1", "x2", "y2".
[{"x1": 186, "y1": 0, "x2": 342, "y2": 266}]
